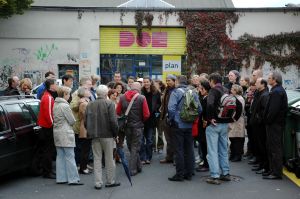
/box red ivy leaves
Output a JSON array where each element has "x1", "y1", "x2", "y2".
[
  {"x1": 178, "y1": 12, "x2": 239, "y2": 74},
  {"x1": 178, "y1": 12, "x2": 300, "y2": 73}
]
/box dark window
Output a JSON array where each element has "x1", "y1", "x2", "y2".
[
  {"x1": 0, "y1": 106, "x2": 9, "y2": 133},
  {"x1": 151, "y1": 55, "x2": 162, "y2": 74},
  {"x1": 5, "y1": 104, "x2": 35, "y2": 128},
  {"x1": 26, "y1": 101, "x2": 40, "y2": 122}
]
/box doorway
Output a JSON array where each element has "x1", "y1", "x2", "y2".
[{"x1": 58, "y1": 64, "x2": 79, "y2": 91}]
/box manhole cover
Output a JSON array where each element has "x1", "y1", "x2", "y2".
[{"x1": 200, "y1": 175, "x2": 244, "y2": 182}]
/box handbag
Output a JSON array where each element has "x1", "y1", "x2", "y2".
[
  {"x1": 119, "y1": 93, "x2": 139, "y2": 131},
  {"x1": 192, "y1": 118, "x2": 199, "y2": 137}
]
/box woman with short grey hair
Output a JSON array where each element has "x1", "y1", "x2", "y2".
[{"x1": 53, "y1": 86, "x2": 83, "y2": 185}]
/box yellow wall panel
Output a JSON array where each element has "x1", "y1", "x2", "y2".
[{"x1": 100, "y1": 27, "x2": 186, "y2": 55}]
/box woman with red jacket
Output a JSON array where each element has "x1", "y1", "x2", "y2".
[{"x1": 37, "y1": 79, "x2": 57, "y2": 179}]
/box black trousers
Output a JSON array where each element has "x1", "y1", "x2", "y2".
[
  {"x1": 247, "y1": 124, "x2": 256, "y2": 156},
  {"x1": 79, "y1": 138, "x2": 92, "y2": 171},
  {"x1": 198, "y1": 128, "x2": 208, "y2": 168},
  {"x1": 38, "y1": 127, "x2": 55, "y2": 176},
  {"x1": 229, "y1": 137, "x2": 245, "y2": 158},
  {"x1": 253, "y1": 123, "x2": 269, "y2": 170},
  {"x1": 266, "y1": 123, "x2": 284, "y2": 176},
  {"x1": 174, "y1": 128, "x2": 194, "y2": 177}
]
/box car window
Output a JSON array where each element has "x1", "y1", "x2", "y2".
[
  {"x1": 0, "y1": 106, "x2": 9, "y2": 133},
  {"x1": 5, "y1": 103, "x2": 35, "y2": 128},
  {"x1": 26, "y1": 101, "x2": 40, "y2": 120}
]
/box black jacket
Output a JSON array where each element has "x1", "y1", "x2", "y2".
[
  {"x1": 142, "y1": 90, "x2": 161, "y2": 127},
  {"x1": 263, "y1": 85, "x2": 288, "y2": 126},
  {"x1": 249, "y1": 88, "x2": 269, "y2": 125},
  {"x1": 4, "y1": 86, "x2": 20, "y2": 96},
  {"x1": 206, "y1": 84, "x2": 236, "y2": 124}
]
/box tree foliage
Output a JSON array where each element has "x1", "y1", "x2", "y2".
[{"x1": 0, "y1": 0, "x2": 33, "y2": 19}]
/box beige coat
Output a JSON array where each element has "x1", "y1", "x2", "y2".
[
  {"x1": 70, "y1": 90, "x2": 80, "y2": 134},
  {"x1": 79, "y1": 98, "x2": 89, "y2": 138},
  {"x1": 53, "y1": 97, "x2": 76, "y2": 147},
  {"x1": 228, "y1": 95, "x2": 245, "y2": 138}
]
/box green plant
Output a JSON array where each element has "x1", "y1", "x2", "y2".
[
  {"x1": 135, "y1": 11, "x2": 145, "y2": 43},
  {"x1": 144, "y1": 12, "x2": 154, "y2": 29},
  {"x1": 0, "y1": 0, "x2": 33, "y2": 19}
]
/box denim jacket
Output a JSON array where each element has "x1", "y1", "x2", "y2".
[{"x1": 168, "y1": 84, "x2": 202, "y2": 129}]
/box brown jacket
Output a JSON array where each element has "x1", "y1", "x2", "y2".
[{"x1": 79, "y1": 98, "x2": 89, "y2": 138}]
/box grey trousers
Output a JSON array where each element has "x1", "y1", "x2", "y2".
[
  {"x1": 162, "y1": 118, "x2": 175, "y2": 161},
  {"x1": 125, "y1": 127, "x2": 143, "y2": 174},
  {"x1": 92, "y1": 138, "x2": 116, "y2": 187}
]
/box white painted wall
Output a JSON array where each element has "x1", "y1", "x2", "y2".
[{"x1": 0, "y1": 10, "x2": 299, "y2": 89}]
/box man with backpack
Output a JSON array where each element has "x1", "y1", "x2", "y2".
[
  {"x1": 167, "y1": 75, "x2": 202, "y2": 182},
  {"x1": 206, "y1": 73, "x2": 242, "y2": 185}
]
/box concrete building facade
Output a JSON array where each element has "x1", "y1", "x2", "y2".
[{"x1": 0, "y1": 1, "x2": 299, "y2": 89}]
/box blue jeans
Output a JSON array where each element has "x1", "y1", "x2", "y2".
[
  {"x1": 140, "y1": 127, "x2": 154, "y2": 161},
  {"x1": 206, "y1": 123, "x2": 230, "y2": 178},
  {"x1": 56, "y1": 147, "x2": 80, "y2": 183}
]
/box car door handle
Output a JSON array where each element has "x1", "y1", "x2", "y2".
[
  {"x1": 33, "y1": 126, "x2": 41, "y2": 134},
  {"x1": 8, "y1": 135, "x2": 16, "y2": 141}
]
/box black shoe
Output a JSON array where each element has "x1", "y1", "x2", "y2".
[
  {"x1": 262, "y1": 171, "x2": 271, "y2": 176},
  {"x1": 56, "y1": 182, "x2": 67, "y2": 184},
  {"x1": 196, "y1": 167, "x2": 209, "y2": 172},
  {"x1": 69, "y1": 182, "x2": 84, "y2": 185},
  {"x1": 263, "y1": 174, "x2": 282, "y2": 180},
  {"x1": 252, "y1": 167, "x2": 263, "y2": 171},
  {"x1": 255, "y1": 169, "x2": 265, "y2": 174},
  {"x1": 248, "y1": 157, "x2": 258, "y2": 165},
  {"x1": 184, "y1": 175, "x2": 192, "y2": 181},
  {"x1": 94, "y1": 186, "x2": 102, "y2": 190},
  {"x1": 105, "y1": 182, "x2": 121, "y2": 188},
  {"x1": 220, "y1": 174, "x2": 231, "y2": 181},
  {"x1": 43, "y1": 173, "x2": 56, "y2": 179},
  {"x1": 168, "y1": 174, "x2": 184, "y2": 182},
  {"x1": 231, "y1": 157, "x2": 241, "y2": 162}
]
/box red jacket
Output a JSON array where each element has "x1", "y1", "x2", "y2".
[
  {"x1": 116, "y1": 90, "x2": 150, "y2": 121},
  {"x1": 38, "y1": 91, "x2": 54, "y2": 128}
]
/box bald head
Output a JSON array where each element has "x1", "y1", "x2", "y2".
[
  {"x1": 131, "y1": 82, "x2": 142, "y2": 92},
  {"x1": 252, "y1": 69, "x2": 263, "y2": 82}
]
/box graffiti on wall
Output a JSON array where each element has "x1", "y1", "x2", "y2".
[
  {"x1": 0, "y1": 59, "x2": 16, "y2": 88},
  {"x1": 0, "y1": 43, "x2": 61, "y2": 89},
  {"x1": 35, "y1": 43, "x2": 58, "y2": 61},
  {"x1": 67, "y1": 53, "x2": 78, "y2": 62}
]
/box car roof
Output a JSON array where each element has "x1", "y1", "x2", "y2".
[{"x1": 0, "y1": 96, "x2": 39, "y2": 105}]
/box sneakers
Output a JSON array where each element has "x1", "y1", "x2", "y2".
[
  {"x1": 79, "y1": 169, "x2": 91, "y2": 175},
  {"x1": 206, "y1": 177, "x2": 221, "y2": 185},
  {"x1": 220, "y1": 174, "x2": 231, "y2": 181}
]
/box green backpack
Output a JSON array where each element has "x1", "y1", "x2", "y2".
[{"x1": 178, "y1": 88, "x2": 199, "y2": 123}]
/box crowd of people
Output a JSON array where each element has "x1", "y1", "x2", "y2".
[{"x1": 1, "y1": 69, "x2": 288, "y2": 188}]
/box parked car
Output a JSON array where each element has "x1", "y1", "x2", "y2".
[{"x1": 0, "y1": 95, "x2": 40, "y2": 176}]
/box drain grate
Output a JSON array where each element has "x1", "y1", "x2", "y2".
[{"x1": 200, "y1": 175, "x2": 244, "y2": 182}]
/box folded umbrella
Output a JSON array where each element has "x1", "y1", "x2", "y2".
[{"x1": 116, "y1": 146, "x2": 132, "y2": 186}]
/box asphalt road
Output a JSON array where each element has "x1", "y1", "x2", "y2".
[{"x1": 1, "y1": 150, "x2": 300, "y2": 199}]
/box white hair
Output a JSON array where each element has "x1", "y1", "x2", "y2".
[{"x1": 96, "y1": 84, "x2": 109, "y2": 97}]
